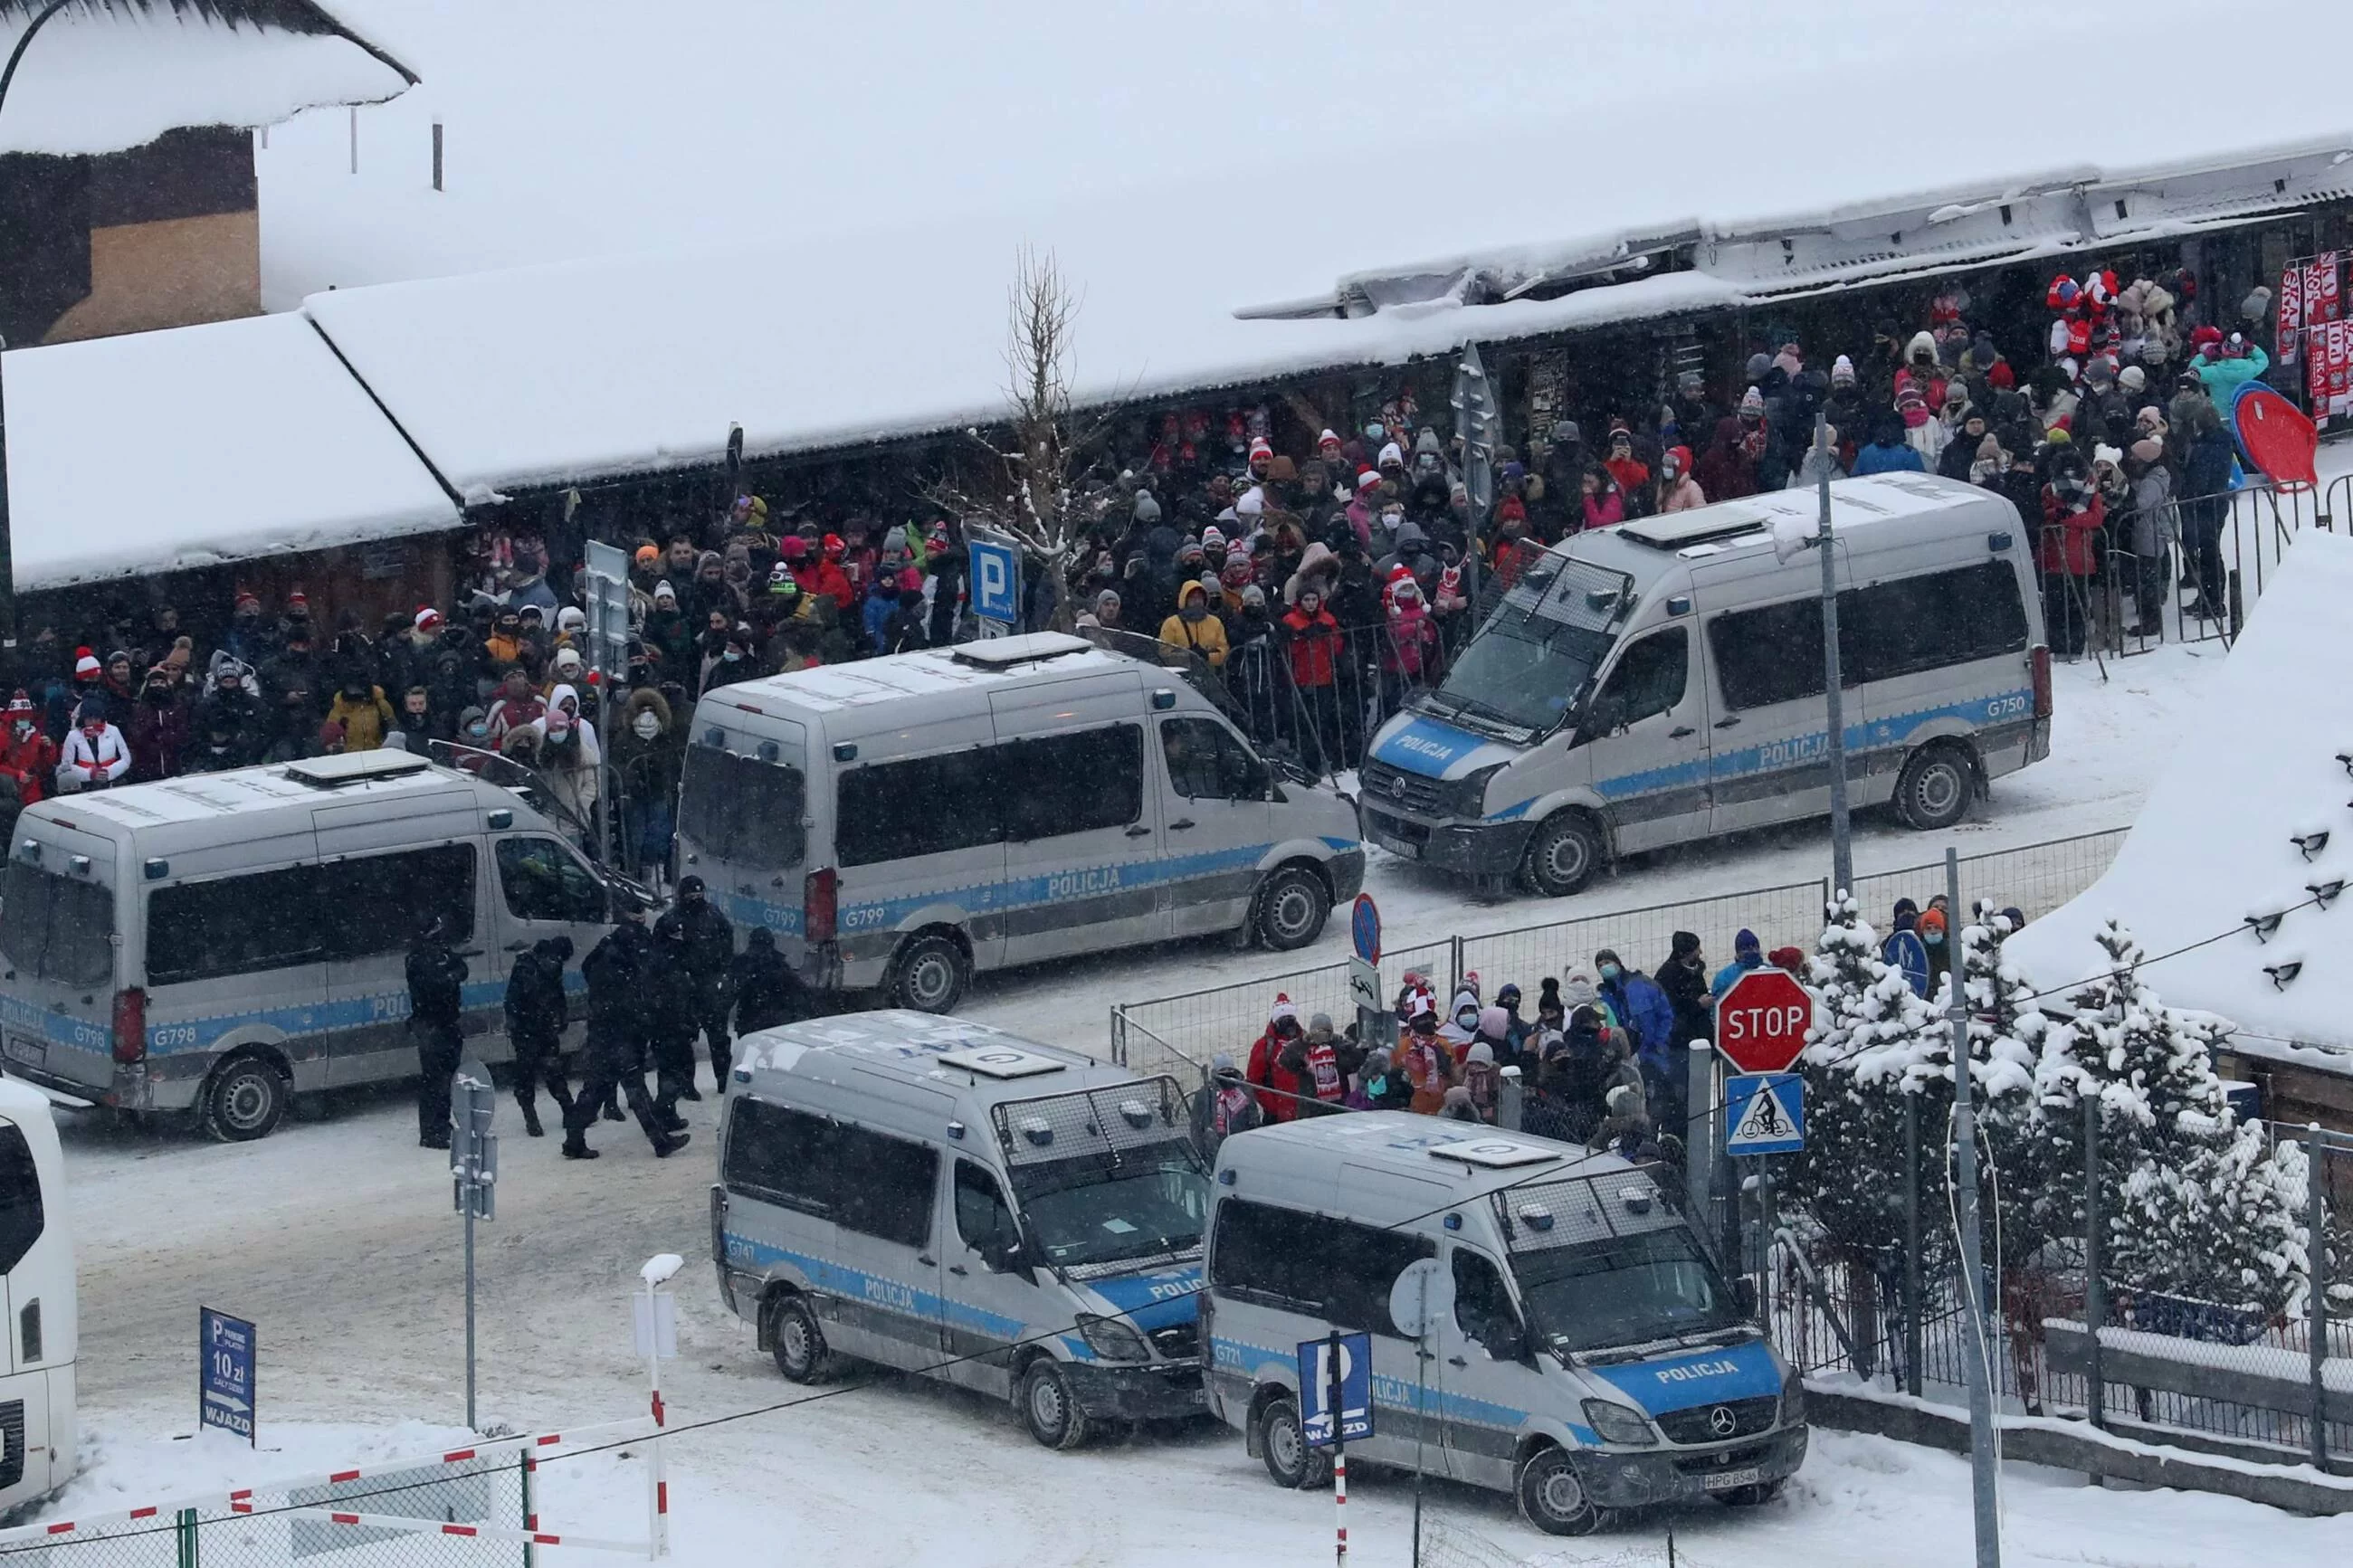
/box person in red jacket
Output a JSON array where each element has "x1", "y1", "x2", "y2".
[
  {"x1": 1245, "y1": 993, "x2": 1310, "y2": 1123},
  {"x1": 1280, "y1": 589, "x2": 1342, "y2": 774},
  {"x1": 805, "y1": 535, "x2": 858, "y2": 614},
  {"x1": 2039, "y1": 468, "x2": 2105, "y2": 658},
  {"x1": 0, "y1": 692, "x2": 57, "y2": 813}
]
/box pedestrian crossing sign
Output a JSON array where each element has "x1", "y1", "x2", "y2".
[{"x1": 1725, "y1": 1072, "x2": 1805, "y2": 1155}]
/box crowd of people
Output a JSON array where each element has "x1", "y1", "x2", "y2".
[
  {"x1": 1197, "y1": 895, "x2": 2026, "y2": 1164},
  {"x1": 2, "y1": 262, "x2": 2274, "y2": 845}
]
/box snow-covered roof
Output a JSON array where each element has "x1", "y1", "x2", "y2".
[
  {"x1": 291, "y1": 130, "x2": 2353, "y2": 500},
  {"x1": 2009, "y1": 530, "x2": 2353, "y2": 1064},
  {"x1": 0, "y1": 1, "x2": 414, "y2": 158},
  {"x1": 298, "y1": 241, "x2": 1733, "y2": 499},
  {"x1": 1, "y1": 312, "x2": 458, "y2": 592}
]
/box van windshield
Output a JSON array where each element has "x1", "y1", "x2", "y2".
[
  {"x1": 1010, "y1": 1145, "x2": 1209, "y2": 1270},
  {"x1": 1423, "y1": 556, "x2": 1634, "y2": 736},
  {"x1": 1509, "y1": 1225, "x2": 1744, "y2": 1354},
  {"x1": 0, "y1": 860, "x2": 114, "y2": 989}
]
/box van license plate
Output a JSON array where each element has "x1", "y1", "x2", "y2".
[
  {"x1": 1371, "y1": 830, "x2": 1420, "y2": 860},
  {"x1": 1700, "y1": 1466, "x2": 1761, "y2": 1492},
  {"x1": 5, "y1": 1035, "x2": 44, "y2": 1069}
]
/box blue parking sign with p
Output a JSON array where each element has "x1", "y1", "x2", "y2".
[
  {"x1": 199, "y1": 1307, "x2": 257, "y2": 1445},
  {"x1": 1297, "y1": 1331, "x2": 1374, "y2": 1448},
  {"x1": 969, "y1": 538, "x2": 1020, "y2": 624}
]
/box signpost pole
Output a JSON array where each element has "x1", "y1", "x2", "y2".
[
  {"x1": 1816, "y1": 412, "x2": 1853, "y2": 900},
  {"x1": 463, "y1": 1189, "x2": 477, "y2": 1431},
  {"x1": 1411, "y1": 1291, "x2": 1427, "y2": 1568},
  {"x1": 452, "y1": 1061, "x2": 498, "y2": 1433},
  {"x1": 1947, "y1": 849, "x2": 2001, "y2": 1568},
  {"x1": 1328, "y1": 1328, "x2": 1348, "y2": 1568}
]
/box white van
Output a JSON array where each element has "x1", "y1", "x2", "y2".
[
  {"x1": 0, "y1": 1078, "x2": 74, "y2": 1514},
  {"x1": 680, "y1": 632, "x2": 1364, "y2": 1013},
  {"x1": 1203, "y1": 1114, "x2": 1805, "y2": 1535},
  {"x1": 1363, "y1": 473, "x2": 2049, "y2": 893},
  {"x1": 0, "y1": 751, "x2": 630, "y2": 1141},
  {"x1": 711, "y1": 1012, "x2": 1208, "y2": 1448}
]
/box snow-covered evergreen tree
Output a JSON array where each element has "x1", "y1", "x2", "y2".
[
  {"x1": 1788, "y1": 895, "x2": 1948, "y2": 1269},
  {"x1": 2032, "y1": 918, "x2": 2308, "y2": 1315}
]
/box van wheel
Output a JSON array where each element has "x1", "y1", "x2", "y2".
[
  {"x1": 1020, "y1": 1359, "x2": 1092, "y2": 1450},
  {"x1": 1253, "y1": 867, "x2": 1329, "y2": 951},
  {"x1": 1517, "y1": 1447, "x2": 1605, "y2": 1535},
  {"x1": 886, "y1": 934, "x2": 968, "y2": 1012},
  {"x1": 1256, "y1": 1394, "x2": 1331, "y2": 1489},
  {"x1": 1894, "y1": 744, "x2": 1974, "y2": 831},
  {"x1": 199, "y1": 1057, "x2": 287, "y2": 1143},
  {"x1": 1520, "y1": 813, "x2": 1602, "y2": 898},
  {"x1": 769, "y1": 1295, "x2": 839, "y2": 1383}
]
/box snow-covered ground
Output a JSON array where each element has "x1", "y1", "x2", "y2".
[{"x1": 24, "y1": 635, "x2": 2317, "y2": 1568}]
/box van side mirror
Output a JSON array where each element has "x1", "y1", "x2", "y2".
[
  {"x1": 1578, "y1": 695, "x2": 1626, "y2": 743},
  {"x1": 1734, "y1": 1277, "x2": 1759, "y2": 1318}
]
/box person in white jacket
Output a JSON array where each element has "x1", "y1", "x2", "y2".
[{"x1": 57, "y1": 708, "x2": 130, "y2": 791}]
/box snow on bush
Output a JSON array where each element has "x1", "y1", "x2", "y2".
[{"x1": 1789, "y1": 906, "x2": 2311, "y2": 1316}]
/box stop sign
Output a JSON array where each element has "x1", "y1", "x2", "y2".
[{"x1": 1716, "y1": 968, "x2": 1814, "y2": 1074}]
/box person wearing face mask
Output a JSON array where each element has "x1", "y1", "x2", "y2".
[
  {"x1": 0, "y1": 693, "x2": 58, "y2": 834},
  {"x1": 708, "y1": 625, "x2": 759, "y2": 693},
  {"x1": 225, "y1": 587, "x2": 276, "y2": 665},
  {"x1": 1916, "y1": 908, "x2": 1952, "y2": 993},
  {"x1": 128, "y1": 664, "x2": 190, "y2": 782},
  {"x1": 1156, "y1": 579, "x2": 1229, "y2": 670},
  {"x1": 57, "y1": 704, "x2": 131, "y2": 792},
  {"x1": 613, "y1": 686, "x2": 681, "y2": 883},
  {"x1": 327, "y1": 676, "x2": 397, "y2": 753}
]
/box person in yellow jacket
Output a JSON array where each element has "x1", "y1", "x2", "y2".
[
  {"x1": 1157, "y1": 579, "x2": 1228, "y2": 669},
  {"x1": 326, "y1": 678, "x2": 397, "y2": 751}
]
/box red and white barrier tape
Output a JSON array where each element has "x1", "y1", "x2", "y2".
[
  {"x1": 287, "y1": 1507, "x2": 648, "y2": 1556},
  {"x1": 1, "y1": 1417, "x2": 655, "y2": 1547}
]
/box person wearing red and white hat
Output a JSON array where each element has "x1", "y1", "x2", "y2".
[
  {"x1": 1244, "y1": 993, "x2": 1310, "y2": 1123},
  {"x1": 0, "y1": 692, "x2": 57, "y2": 813}
]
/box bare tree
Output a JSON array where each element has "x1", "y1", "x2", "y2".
[{"x1": 925, "y1": 246, "x2": 1117, "y2": 632}]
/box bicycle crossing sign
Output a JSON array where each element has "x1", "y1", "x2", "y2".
[{"x1": 1725, "y1": 1072, "x2": 1805, "y2": 1155}]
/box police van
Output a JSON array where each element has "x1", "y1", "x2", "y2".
[
  {"x1": 1203, "y1": 1114, "x2": 1805, "y2": 1535},
  {"x1": 1362, "y1": 473, "x2": 2049, "y2": 894},
  {"x1": 0, "y1": 751, "x2": 630, "y2": 1142},
  {"x1": 710, "y1": 1012, "x2": 1209, "y2": 1448},
  {"x1": 679, "y1": 632, "x2": 1363, "y2": 1013},
  {"x1": 0, "y1": 1077, "x2": 74, "y2": 1514}
]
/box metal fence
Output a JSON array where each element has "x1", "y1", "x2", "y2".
[
  {"x1": 1771, "y1": 1117, "x2": 2353, "y2": 1475},
  {"x1": 0, "y1": 1451, "x2": 532, "y2": 1568},
  {"x1": 1110, "y1": 824, "x2": 2129, "y2": 1072},
  {"x1": 2104, "y1": 473, "x2": 2353, "y2": 659}
]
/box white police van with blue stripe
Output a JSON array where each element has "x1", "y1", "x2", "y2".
[
  {"x1": 711, "y1": 1012, "x2": 1209, "y2": 1448},
  {"x1": 1362, "y1": 473, "x2": 2049, "y2": 894},
  {"x1": 679, "y1": 632, "x2": 1363, "y2": 1013},
  {"x1": 1204, "y1": 1114, "x2": 1805, "y2": 1535},
  {"x1": 0, "y1": 751, "x2": 624, "y2": 1141}
]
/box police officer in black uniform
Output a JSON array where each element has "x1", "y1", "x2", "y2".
[
  {"x1": 644, "y1": 917, "x2": 702, "y2": 1117},
  {"x1": 729, "y1": 926, "x2": 810, "y2": 1038},
  {"x1": 664, "y1": 876, "x2": 737, "y2": 1092},
  {"x1": 405, "y1": 915, "x2": 469, "y2": 1151},
  {"x1": 563, "y1": 906, "x2": 690, "y2": 1161},
  {"x1": 502, "y1": 935, "x2": 577, "y2": 1136}
]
